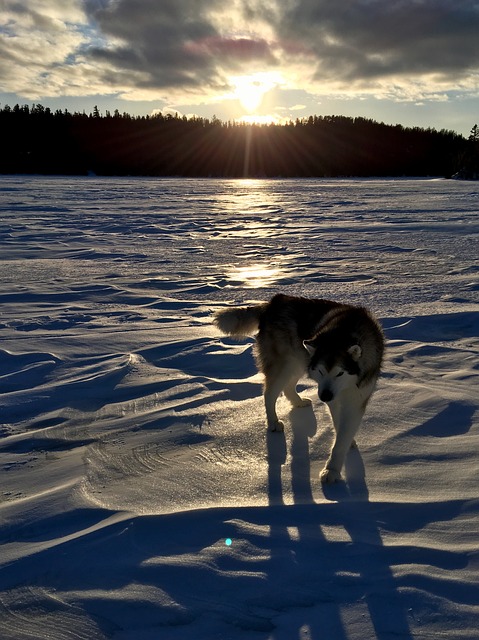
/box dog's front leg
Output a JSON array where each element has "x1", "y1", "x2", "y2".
[{"x1": 321, "y1": 390, "x2": 365, "y2": 483}]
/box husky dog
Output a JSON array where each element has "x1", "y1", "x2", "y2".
[{"x1": 214, "y1": 294, "x2": 384, "y2": 483}]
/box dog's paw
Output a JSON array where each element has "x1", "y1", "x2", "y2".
[
  {"x1": 293, "y1": 397, "x2": 312, "y2": 408},
  {"x1": 320, "y1": 467, "x2": 342, "y2": 484},
  {"x1": 269, "y1": 420, "x2": 284, "y2": 433}
]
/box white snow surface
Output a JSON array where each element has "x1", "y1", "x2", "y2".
[{"x1": 0, "y1": 176, "x2": 478, "y2": 639}]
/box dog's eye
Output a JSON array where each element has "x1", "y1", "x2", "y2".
[{"x1": 336, "y1": 371, "x2": 344, "y2": 377}]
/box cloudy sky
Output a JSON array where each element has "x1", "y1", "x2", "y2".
[{"x1": 1, "y1": 0, "x2": 478, "y2": 135}]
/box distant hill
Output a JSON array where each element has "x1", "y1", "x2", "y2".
[{"x1": 0, "y1": 104, "x2": 470, "y2": 178}]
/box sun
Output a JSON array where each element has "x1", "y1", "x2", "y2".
[{"x1": 230, "y1": 71, "x2": 282, "y2": 114}]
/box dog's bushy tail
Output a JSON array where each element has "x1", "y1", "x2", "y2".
[{"x1": 214, "y1": 304, "x2": 266, "y2": 337}]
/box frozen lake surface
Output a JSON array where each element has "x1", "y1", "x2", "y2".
[{"x1": 0, "y1": 176, "x2": 478, "y2": 639}]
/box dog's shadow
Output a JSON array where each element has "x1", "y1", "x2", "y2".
[
  {"x1": 266, "y1": 423, "x2": 288, "y2": 506},
  {"x1": 289, "y1": 403, "x2": 318, "y2": 504},
  {"x1": 266, "y1": 398, "x2": 368, "y2": 505},
  {"x1": 265, "y1": 403, "x2": 414, "y2": 640},
  {"x1": 266, "y1": 400, "x2": 319, "y2": 505},
  {"x1": 321, "y1": 444, "x2": 369, "y2": 502}
]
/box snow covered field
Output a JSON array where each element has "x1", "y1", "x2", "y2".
[{"x1": 0, "y1": 176, "x2": 478, "y2": 639}]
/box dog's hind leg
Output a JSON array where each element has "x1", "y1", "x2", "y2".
[
  {"x1": 263, "y1": 366, "x2": 297, "y2": 432},
  {"x1": 320, "y1": 389, "x2": 365, "y2": 484}
]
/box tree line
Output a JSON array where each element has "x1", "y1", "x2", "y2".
[{"x1": 0, "y1": 103, "x2": 474, "y2": 178}]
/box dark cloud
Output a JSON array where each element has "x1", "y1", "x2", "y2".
[
  {"x1": 85, "y1": 0, "x2": 215, "y2": 85},
  {"x1": 81, "y1": 0, "x2": 479, "y2": 95},
  {"x1": 188, "y1": 36, "x2": 275, "y2": 64},
  {"x1": 84, "y1": 0, "x2": 276, "y2": 91},
  {"x1": 273, "y1": 0, "x2": 479, "y2": 83}
]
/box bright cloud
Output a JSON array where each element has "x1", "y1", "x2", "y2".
[{"x1": 0, "y1": 0, "x2": 87, "y2": 98}]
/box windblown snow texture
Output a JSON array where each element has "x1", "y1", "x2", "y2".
[{"x1": 0, "y1": 176, "x2": 478, "y2": 639}]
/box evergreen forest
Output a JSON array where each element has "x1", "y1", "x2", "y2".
[{"x1": 0, "y1": 103, "x2": 476, "y2": 178}]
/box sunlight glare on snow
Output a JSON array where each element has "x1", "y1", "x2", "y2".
[
  {"x1": 227, "y1": 263, "x2": 282, "y2": 288},
  {"x1": 218, "y1": 179, "x2": 280, "y2": 217}
]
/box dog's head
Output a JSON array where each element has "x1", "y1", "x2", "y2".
[{"x1": 304, "y1": 339, "x2": 361, "y2": 403}]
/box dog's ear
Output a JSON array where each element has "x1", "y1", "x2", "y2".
[
  {"x1": 303, "y1": 340, "x2": 315, "y2": 356},
  {"x1": 348, "y1": 344, "x2": 362, "y2": 361}
]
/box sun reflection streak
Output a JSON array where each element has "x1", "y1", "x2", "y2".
[{"x1": 227, "y1": 263, "x2": 283, "y2": 288}]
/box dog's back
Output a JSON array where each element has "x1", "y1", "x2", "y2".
[
  {"x1": 258, "y1": 294, "x2": 340, "y2": 339},
  {"x1": 215, "y1": 294, "x2": 342, "y2": 373},
  {"x1": 254, "y1": 294, "x2": 341, "y2": 373}
]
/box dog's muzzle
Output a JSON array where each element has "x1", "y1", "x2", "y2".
[{"x1": 320, "y1": 389, "x2": 334, "y2": 403}]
